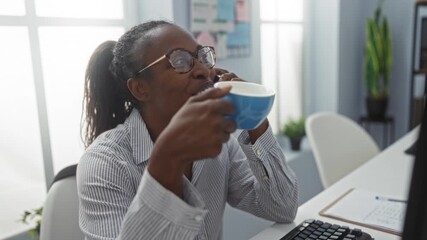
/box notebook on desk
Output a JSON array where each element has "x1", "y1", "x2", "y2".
[
  {"x1": 280, "y1": 105, "x2": 427, "y2": 240},
  {"x1": 319, "y1": 188, "x2": 406, "y2": 236}
]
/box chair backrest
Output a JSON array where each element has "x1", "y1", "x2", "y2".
[
  {"x1": 306, "y1": 112, "x2": 380, "y2": 188},
  {"x1": 40, "y1": 164, "x2": 84, "y2": 240}
]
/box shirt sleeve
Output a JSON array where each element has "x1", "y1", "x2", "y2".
[
  {"x1": 77, "y1": 150, "x2": 208, "y2": 240},
  {"x1": 226, "y1": 125, "x2": 299, "y2": 223}
]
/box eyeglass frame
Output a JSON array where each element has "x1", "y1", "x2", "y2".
[{"x1": 134, "y1": 45, "x2": 216, "y2": 76}]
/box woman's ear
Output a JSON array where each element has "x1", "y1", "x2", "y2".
[{"x1": 127, "y1": 78, "x2": 150, "y2": 102}]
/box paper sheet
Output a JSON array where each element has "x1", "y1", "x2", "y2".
[{"x1": 320, "y1": 188, "x2": 406, "y2": 235}]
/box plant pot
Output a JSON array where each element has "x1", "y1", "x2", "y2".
[
  {"x1": 366, "y1": 96, "x2": 388, "y2": 119},
  {"x1": 289, "y1": 137, "x2": 302, "y2": 151}
]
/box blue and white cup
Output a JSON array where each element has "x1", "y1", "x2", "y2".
[{"x1": 214, "y1": 81, "x2": 275, "y2": 130}]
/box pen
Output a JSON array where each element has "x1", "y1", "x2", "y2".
[{"x1": 375, "y1": 196, "x2": 407, "y2": 203}]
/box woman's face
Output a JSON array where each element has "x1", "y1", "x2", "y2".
[{"x1": 136, "y1": 24, "x2": 216, "y2": 123}]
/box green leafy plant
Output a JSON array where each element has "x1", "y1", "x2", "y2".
[
  {"x1": 19, "y1": 207, "x2": 43, "y2": 238},
  {"x1": 282, "y1": 117, "x2": 306, "y2": 139},
  {"x1": 364, "y1": 0, "x2": 393, "y2": 99}
]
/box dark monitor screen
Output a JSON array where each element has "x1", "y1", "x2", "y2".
[
  {"x1": 402, "y1": 103, "x2": 427, "y2": 239},
  {"x1": 421, "y1": 18, "x2": 427, "y2": 69},
  {"x1": 421, "y1": 18, "x2": 427, "y2": 48}
]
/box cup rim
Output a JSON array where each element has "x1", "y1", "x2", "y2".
[{"x1": 214, "y1": 81, "x2": 275, "y2": 97}]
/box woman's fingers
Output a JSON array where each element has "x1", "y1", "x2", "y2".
[
  {"x1": 213, "y1": 68, "x2": 229, "y2": 83},
  {"x1": 218, "y1": 73, "x2": 245, "y2": 83},
  {"x1": 214, "y1": 68, "x2": 229, "y2": 76},
  {"x1": 218, "y1": 72, "x2": 238, "y2": 81},
  {"x1": 213, "y1": 68, "x2": 246, "y2": 83}
]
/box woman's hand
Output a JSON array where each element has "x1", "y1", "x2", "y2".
[
  {"x1": 148, "y1": 86, "x2": 237, "y2": 196},
  {"x1": 214, "y1": 68, "x2": 269, "y2": 143},
  {"x1": 213, "y1": 68, "x2": 244, "y2": 83}
]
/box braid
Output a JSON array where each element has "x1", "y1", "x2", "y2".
[{"x1": 82, "y1": 20, "x2": 172, "y2": 148}]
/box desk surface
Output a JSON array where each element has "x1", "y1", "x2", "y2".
[{"x1": 250, "y1": 127, "x2": 419, "y2": 240}]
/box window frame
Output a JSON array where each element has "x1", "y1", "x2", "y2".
[{"x1": 0, "y1": 0, "x2": 138, "y2": 190}]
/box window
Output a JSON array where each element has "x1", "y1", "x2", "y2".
[
  {"x1": 260, "y1": 1, "x2": 304, "y2": 134},
  {"x1": 0, "y1": 0, "x2": 137, "y2": 237}
]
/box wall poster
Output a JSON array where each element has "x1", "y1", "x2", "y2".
[{"x1": 190, "y1": 0, "x2": 251, "y2": 59}]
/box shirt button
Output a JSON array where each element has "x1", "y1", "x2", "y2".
[
  {"x1": 195, "y1": 215, "x2": 203, "y2": 222},
  {"x1": 255, "y1": 149, "x2": 261, "y2": 157},
  {"x1": 262, "y1": 175, "x2": 269, "y2": 181}
]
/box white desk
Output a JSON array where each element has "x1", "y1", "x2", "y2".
[{"x1": 250, "y1": 127, "x2": 419, "y2": 240}]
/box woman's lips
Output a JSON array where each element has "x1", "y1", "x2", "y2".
[{"x1": 193, "y1": 80, "x2": 214, "y2": 95}]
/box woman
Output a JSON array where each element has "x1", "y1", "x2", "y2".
[{"x1": 78, "y1": 20, "x2": 298, "y2": 240}]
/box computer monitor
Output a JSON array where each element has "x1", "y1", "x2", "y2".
[
  {"x1": 402, "y1": 103, "x2": 427, "y2": 239},
  {"x1": 420, "y1": 18, "x2": 427, "y2": 69}
]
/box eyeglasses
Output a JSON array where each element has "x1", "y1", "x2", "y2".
[{"x1": 135, "y1": 46, "x2": 216, "y2": 76}]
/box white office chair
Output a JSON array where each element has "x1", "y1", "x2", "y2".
[
  {"x1": 306, "y1": 112, "x2": 380, "y2": 188},
  {"x1": 40, "y1": 164, "x2": 84, "y2": 240}
]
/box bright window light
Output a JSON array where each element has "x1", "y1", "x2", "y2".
[
  {"x1": 277, "y1": 24, "x2": 303, "y2": 123},
  {"x1": 260, "y1": 1, "x2": 303, "y2": 134},
  {"x1": 261, "y1": 24, "x2": 279, "y2": 133},
  {"x1": 0, "y1": 26, "x2": 46, "y2": 238},
  {"x1": 0, "y1": 0, "x2": 26, "y2": 16},
  {"x1": 35, "y1": 0, "x2": 123, "y2": 19},
  {"x1": 277, "y1": 1, "x2": 303, "y2": 22},
  {"x1": 260, "y1": 0, "x2": 276, "y2": 21}
]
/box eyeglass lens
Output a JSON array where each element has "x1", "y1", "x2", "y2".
[{"x1": 169, "y1": 47, "x2": 215, "y2": 73}]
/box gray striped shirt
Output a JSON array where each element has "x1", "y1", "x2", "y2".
[{"x1": 77, "y1": 109, "x2": 298, "y2": 240}]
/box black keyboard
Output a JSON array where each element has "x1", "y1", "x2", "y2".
[{"x1": 280, "y1": 219, "x2": 373, "y2": 240}]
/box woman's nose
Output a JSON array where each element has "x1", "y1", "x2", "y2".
[{"x1": 190, "y1": 58, "x2": 210, "y2": 79}]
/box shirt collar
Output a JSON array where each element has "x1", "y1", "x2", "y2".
[{"x1": 127, "y1": 109, "x2": 153, "y2": 165}]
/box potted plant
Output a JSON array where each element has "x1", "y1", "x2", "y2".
[
  {"x1": 364, "y1": 0, "x2": 393, "y2": 119},
  {"x1": 19, "y1": 207, "x2": 42, "y2": 239},
  {"x1": 282, "y1": 117, "x2": 306, "y2": 151}
]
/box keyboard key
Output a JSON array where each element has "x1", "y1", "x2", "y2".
[
  {"x1": 346, "y1": 234, "x2": 356, "y2": 239},
  {"x1": 298, "y1": 233, "x2": 308, "y2": 238},
  {"x1": 315, "y1": 220, "x2": 324, "y2": 225},
  {"x1": 321, "y1": 223, "x2": 332, "y2": 229},
  {"x1": 351, "y1": 228, "x2": 362, "y2": 236},
  {"x1": 331, "y1": 224, "x2": 340, "y2": 229}
]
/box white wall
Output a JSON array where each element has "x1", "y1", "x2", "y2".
[
  {"x1": 138, "y1": 0, "x2": 174, "y2": 23},
  {"x1": 305, "y1": 0, "x2": 341, "y2": 114},
  {"x1": 338, "y1": 0, "x2": 364, "y2": 120}
]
